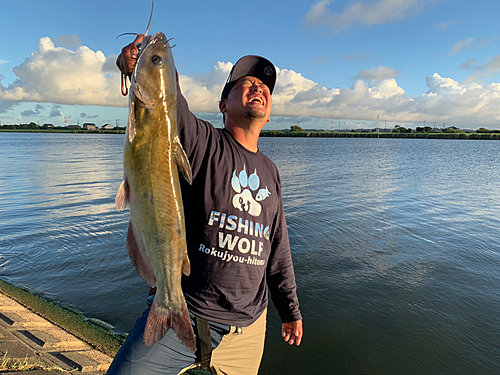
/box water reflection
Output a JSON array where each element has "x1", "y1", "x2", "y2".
[
  {"x1": 3, "y1": 134, "x2": 500, "y2": 373},
  {"x1": 0, "y1": 133, "x2": 141, "y2": 328}
]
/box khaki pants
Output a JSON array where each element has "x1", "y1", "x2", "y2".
[{"x1": 180, "y1": 309, "x2": 267, "y2": 375}]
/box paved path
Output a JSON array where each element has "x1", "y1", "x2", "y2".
[{"x1": 0, "y1": 291, "x2": 113, "y2": 374}]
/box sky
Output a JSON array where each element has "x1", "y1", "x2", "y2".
[{"x1": 2, "y1": 0, "x2": 500, "y2": 130}]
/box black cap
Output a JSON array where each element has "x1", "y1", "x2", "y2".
[{"x1": 221, "y1": 55, "x2": 276, "y2": 100}]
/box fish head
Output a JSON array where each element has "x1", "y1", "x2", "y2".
[
  {"x1": 131, "y1": 32, "x2": 176, "y2": 107},
  {"x1": 126, "y1": 32, "x2": 176, "y2": 143}
]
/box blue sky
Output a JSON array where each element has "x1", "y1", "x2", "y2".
[{"x1": 2, "y1": 0, "x2": 500, "y2": 130}]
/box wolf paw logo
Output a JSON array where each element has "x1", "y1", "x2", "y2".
[{"x1": 231, "y1": 166, "x2": 270, "y2": 217}]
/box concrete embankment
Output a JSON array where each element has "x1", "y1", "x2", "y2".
[{"x1": 0, "y1": 281, "x2": 119, "y2": 374}]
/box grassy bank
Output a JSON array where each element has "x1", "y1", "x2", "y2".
[
  {"x1": 0, "y1": 129, "x2": 125, "y2": 134},
  {"x1": 0, "y1": 279, "x2": 212, "y2": 374},
  {"x1": 261, "y1": 130, "x2": 500, "y2": 140},
  {"x1": 4, "y1": 128, "x2": 500, "y2": 139}
]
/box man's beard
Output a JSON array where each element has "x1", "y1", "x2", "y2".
[{"x1": 245, "y1": 108, "x2": 266, "y2": 120}]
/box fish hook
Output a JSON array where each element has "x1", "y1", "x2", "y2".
[{"x1": 118, "y1": 0, "x2": 154, "y2": 97}]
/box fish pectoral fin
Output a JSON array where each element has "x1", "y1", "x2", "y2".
[
  {"x1": 115, "y1": 178, "x2": 129, "y2": 211},
  {"x1": 174, "y1": 136, "x2": 193, "y2": 185},
  {"x1": 182, "y1": 252, "x2": 191, "y2": 276},
  {"x1": 127, "y1": 220, "x2": 157, "y2": 286}
]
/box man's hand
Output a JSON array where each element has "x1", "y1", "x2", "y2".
[
  {"x1": 116, "y1": 34, "x2": 144, "y2": 77},
  {"x1": 282, "y1": 320, "x2": 303, "y2": 346}
]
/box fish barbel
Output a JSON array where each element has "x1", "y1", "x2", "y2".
[{"x1": 115, "y1": 32, "x2": 195, "y2": 352}]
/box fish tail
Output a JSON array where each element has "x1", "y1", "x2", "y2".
[{"x1": 144, "y1": 297, "x2": 196, "y2": 353}]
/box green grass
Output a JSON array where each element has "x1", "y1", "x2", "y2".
[{"x1": 0, "y1": 353, "x2": 68, "y2": 372}]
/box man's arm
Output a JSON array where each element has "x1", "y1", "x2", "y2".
[{"x1": 267, "y1": 174, "x2": 303, "y2": 347}]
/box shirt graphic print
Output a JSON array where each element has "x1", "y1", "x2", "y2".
[{"x1": 231, "y1": 165, "x2": 271, "y2": 217}]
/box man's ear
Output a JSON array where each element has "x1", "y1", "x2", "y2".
[{"x1": 219, "y1": 99, "x2": 227, "y2": 114}]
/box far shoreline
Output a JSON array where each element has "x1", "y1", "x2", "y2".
[{"x1": 2, "y1": 128, "x2": 500, "y2": 140}]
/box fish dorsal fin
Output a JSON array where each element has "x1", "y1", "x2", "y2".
[
  {"x1": 174, "y1": 136, "x2": 193, "y2": 185},
  {"x1": 115, "y1": 178, "x2": 129, "y2": 210}
]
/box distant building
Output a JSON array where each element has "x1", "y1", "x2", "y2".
[
  {"x1": 378, "y1": 128, "x2": 392, "y2": 133},
  {"x1": 66, "y1": 125, "x2": 81, "y2": 130},
  {"x1": 82, "y1": 123, "x2": 97, "y2": 130},
  {"x1": 42, "y1": 124, "x2": 55, "y2": 129},
  {"x1": 101, "y1": 124, "x2": 115, "y2": 130},
  {"x1": 351, "y1": 128, "x2": 393, "y2": 133}
]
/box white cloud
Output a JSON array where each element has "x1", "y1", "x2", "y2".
[
  {"x1": 449, "y1": 36, "x2": 499, "y2": 56},
  {"x1": 355, "y1": 66, "x2": 401, "y2": 80},
  {"x1": 480, "y1": 36, "x2": 500, "y2": 48},
  {"x1": 417, "y1": 74, "x2": 500, "y2": 123},
  {"x1": 304, "y1": 0, "x2": 441, "y2": 35},
  {"x1": 462, "y1": 55, "x2": 500, "y2": 83},
  {"x1": 310, "y1": 55, "x2": 332, "y2": 67},
  {"x1": 449, "y1": 37, "x2": 475, "y2": 55},
  {"x1": 178, "y1": 61, "x2": 232, "y2": 112},
  {"x1": 481, "y1": 55, "x2": 500, "y2": 72},
  {"x1": 5, "y1": 37, "x2": 500, "y2": 127},
  {"x1": 0, "y1": 98, "x2": 18, "y2": 113},
  {"x1": 459, "y1": 59, "x2": 477, "y2": 70},
  {"x1": 0, "y1": 36, "x2": 126, "y2": 107}
]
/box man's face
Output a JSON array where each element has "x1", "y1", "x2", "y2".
[{"x1": 223, "y1": 76, "x2": 272, "y2": 124}]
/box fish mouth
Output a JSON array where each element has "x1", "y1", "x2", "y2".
[
  {"x1": 151, "y1": 32, "x2": 168, "y2": 46},
  {"x1": 137, "y1": 32, "x2": 168, "y2": 58}
]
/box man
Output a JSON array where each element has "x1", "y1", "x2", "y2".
[{"x1": 107, "y1": 35, "x2": 303, "y2": 375}]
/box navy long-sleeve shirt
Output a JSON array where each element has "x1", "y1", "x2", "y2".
[{"x1": 175, "y1": 79, "x2": 302, "y2": 327}]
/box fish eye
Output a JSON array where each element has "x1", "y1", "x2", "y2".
[{"x1": 152, "y1": 55, "x2": 164, "y2": 65}]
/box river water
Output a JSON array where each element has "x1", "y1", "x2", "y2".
[{"x1": 1, "y1": 132, "x2": 500, "y2": 374}]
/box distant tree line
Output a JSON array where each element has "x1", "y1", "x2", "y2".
[
  {"x1": 259, "y1": 125, "x2": 500, "y2": 139},
  {"x1": 476, "y1": 127, "x2": 500, "y2": 133},
  {"x1": 0, "y1": 122, "x2": 126, "y2": 132},
  {"x1": 1, "y1": 122, "x2": 41, "y2": 129}
]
